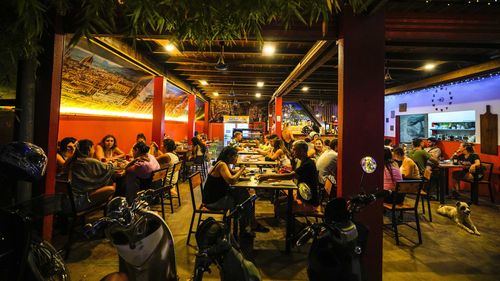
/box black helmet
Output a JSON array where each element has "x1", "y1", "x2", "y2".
[{"x1": 0, "y1": 142, "x2": 47, "y2": 182}]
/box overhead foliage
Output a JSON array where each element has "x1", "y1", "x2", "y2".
[{"x1": 5, "y1": 0, "x2": 371, "y2": 60}]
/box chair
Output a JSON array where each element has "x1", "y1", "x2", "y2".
[
  {"x1": 187, "y1": 150, "x2": 208, "y2": 181},
  {"x1": 148, "y1": 167, "x2": 169, "y2": 219},
  {"x1": 460, "y1": 162, "x2": 495, "y2": 204},
  {"x1": 383, "y1": 180, "x2": 423, "y2": 245},
  {"x1": 164, "y1": 162, "x2": 183, "y2": 213},
  {"x1": 55, "y1": 179, "x2": 114, "y2": 260},
  {"x1": 293, "y1": 181, "x2": 332, "y2": 223},
  {"x1": 187, "y1": 172, "x2": 227, "y2": 245},
  {"x1": 420, "y1": 168, "x2": 433, "y2": 222}
]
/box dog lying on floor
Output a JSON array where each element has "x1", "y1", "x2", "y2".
[{"x1": 437, "y1": 201, "x2": 480, "y2": 236}]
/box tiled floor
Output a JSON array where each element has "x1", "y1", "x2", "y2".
[{"x1": 63, "y1": 182, "x2": 500, "y2": 281}]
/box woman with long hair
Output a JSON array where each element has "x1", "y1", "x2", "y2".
[
  {"x1": 383, "y1": 147, "x2": 403, "y2": 204},
  {"x1": 95, "y1": 134, "x2": 125, "y2": 162},
  {"x1": 56, "y1": 137, "x2": 77, "y2": 169},
  {"x1": 265, "y1": 139, "x2": 292, "y2": 172}
]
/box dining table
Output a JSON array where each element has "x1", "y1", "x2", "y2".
[
  {"x1": 231, "y1": 175, "x2": 298, "y2": 254},
  {"x1": 237, "y1": 155, "x2": 278, "y2": 167},
  {"x1": 437, "y1": 161, "x2": 480, "y2": 204}
]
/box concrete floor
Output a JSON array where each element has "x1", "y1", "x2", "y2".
[{"x1": 63, "y1": 182, "x2": 500, "y2": 281}]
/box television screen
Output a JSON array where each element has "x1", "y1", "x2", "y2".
[{"x1": 399, "y1": 114, "x2": 428, "y2": 143}]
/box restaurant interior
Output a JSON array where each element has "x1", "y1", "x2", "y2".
[{"x1": 1, "y1": 0, "x2": 500, "y2": 280}]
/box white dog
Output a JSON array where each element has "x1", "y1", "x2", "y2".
[{"x1": 437, "y1": 201, "x2": 480, "y2": 236}]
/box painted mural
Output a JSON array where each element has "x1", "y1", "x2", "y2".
[
  {"x1": 61, "y1": 41, "x2": 188, "y2": 121},
  {"x1": 210, "y1": 100, "x2": 267, "y2": 122},
  {"x1": 282, "y1": 102, "x2": 311, "y2": 125},
  {"x1": 196, "y1": 98, "x2": 205, "y2": 120}
]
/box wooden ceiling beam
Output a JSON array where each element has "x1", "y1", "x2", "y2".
[{"x1": 386, "y1": 52, "x2": 491, "y2": 63}]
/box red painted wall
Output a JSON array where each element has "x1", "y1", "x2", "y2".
[
  {"x1": 195, "y1": 121, "x2": 205, "y2": 135},
  {"x1": 209, "y1": 123, "x2": 224, "y2": 141},
  {"x1": 58, "y1": 115, "x2": 190, "y2": 152}
]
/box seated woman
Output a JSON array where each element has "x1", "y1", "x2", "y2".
[
  {"x1": 203, "y1": 146, "x2": 269, "y2": 236},
  {"x1": 129, "y1": 133, "x2": 161, "y2": 157},
  {"x1": 257, "y1": 140, "x2": 321, "y2": 213},
  {"x1": 66, "y1": 139, "x2": 116, "y2": 211},
  {"x1": 95, "y1": 134, "x2": 125, "y2": 162},
  {"x1": 265, "y1": 139, "x2": 292, "y2": 172},
  {"x1": 124, "y1": 142, "x2": 160, "y2": 203},
  {"x1": 156, "y1": 138, "x2": 180, "y2": 195},
  {"x1": 383, "y1": 147, "x2": 404, "y2": 204},
  {"x1": 393, "y1": 147, "x2": 420, "y2": 179},
  {"x1": 450, "y1": 142, "x2": 482, "y2": 199},
  {"x1": 56, "y1": 137, "x2": 77, "y2": 173},
  {"x1": 308, "y1": 138, "x2": 324, "y2": 159},
  {"x1": 281, "y1": 122, "x2": 295, "y2": 152},
  {"x1": 190, "y1": 135, "x2": 207, "y2": 163}
]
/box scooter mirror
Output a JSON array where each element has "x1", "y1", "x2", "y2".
[{"x1": 360, "y1": 156, "x2": 377, "y2": 174}]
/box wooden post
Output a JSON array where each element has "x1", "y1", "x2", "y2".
[
  {"x1": 187, "y1": 94, "x2": 196, "y2": 144},
  {"x1": 337, "y1": 7, "x2": 385, "y2": 281},
  {"x1": 33, "y1": 16, "x2": 65, "y2": 241},
  {"x1": 152, "y1": 77, "x2": 165, "y2": 147},
  {"x1": 204, "y1": 101, "x2": 209, "y2": 134},
  {"x1": 275, "y1": 97, "x2": 282, "y2": 137}
]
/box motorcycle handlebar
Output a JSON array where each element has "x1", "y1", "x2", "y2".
[
  {"x1": 227, "y1": 194, "x2": 258, "y2": 220},
  {"x1": 349, "y1": 190, "x2": 389, "y2": 210},
  {"x1": 295, "y1": 226, "x2": 315, "y2": 247}
]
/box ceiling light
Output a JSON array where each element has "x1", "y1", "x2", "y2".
[
  {"x1": 315, "y1": 113, "x2": 320, "y2": 118},
  {"x1": 199, "y1": 80, "x2": 208, "y2": 85},
  {"x1": 262, "y1": 44, "x2": 276, "y2": 56},
  {"x1": 257, "y1": 81, "x2": 264, "y2": 87},
  {"x1": 302, "y1": 86, "x2": 309, "y2": 92},
  {"x1": 423, "y1": 63, "x2": 436, "y2": 71},
  {"x1": 213, "y1": 92, "x2": 219, "y2": 96},
  {"x1": 164, "y1": 43, "x2": 175, "y2": 52},
  {"x1": 255, "y1": 93, "x2": 261, "y2": 98}
]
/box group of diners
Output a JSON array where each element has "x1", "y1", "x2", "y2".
[
  {"x1": 201, "y1": 129, "x2": 340, "y2": 237},
  {"x1": 56, "y1": 133, "x2": 188, "y2": 211},
  {"x1": 383, "y1": 137, "x2": 483, "y2": 204}
]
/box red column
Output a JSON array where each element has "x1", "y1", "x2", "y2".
[
  {"x1": 187, "y1": 94, "x2": 196, "y2": 144},
  {"x1": 33, "y1": 19, "x2": 64, "y2": 241},
  {"x1": 337, "y1": 7, "x2": 385, "y2": 281},
  {"x1": 152, "y1": 77, "x2": 165, "y2": 147},
  {"x1": 204, "y1": 101, "x2": 209, "y2": 134},
  {"x1": 275, "y1": 97, "x2": 282, "y2": 137},
  {"x1": 268, "y1": 103, "x2": 274, "y2": 133}
]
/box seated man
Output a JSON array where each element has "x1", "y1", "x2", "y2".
[
  {"x1": 229, "y1": 131, "x2": 244, "y2": 151},
  {"x1": 316, "y1": 139, "x2": 338, "y2": 187},
  {"x1": 257, "y1": 140, "x2": 320, "y2": 213},
  {"x1": 66, "y1": 139, "x2": 116, "y2": 211},
  {"x1": 124, "y1": 142, "x2": 160, "y2": 203}
]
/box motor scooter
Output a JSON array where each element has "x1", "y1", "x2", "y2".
[
  {"x1": 296, "y1": 156, "x2": 388, "y2": 281},
  {"x1": 85, "y1": 189, "x2": 178, "y2": 281},
  {"x1": 192, "y1": 194, "x2": 261, "y2": 281}
]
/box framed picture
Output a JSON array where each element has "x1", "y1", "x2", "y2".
[{"x1": 399, "y1": 114, "x2": 428, "y2": 143}]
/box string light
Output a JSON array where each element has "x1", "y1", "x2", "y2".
[{"x1": 392, "y1": 71, "x2": 500, "y2": 97}]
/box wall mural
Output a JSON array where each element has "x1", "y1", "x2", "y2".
[
  {"x1": 61, "y1": 41, "x2": 188, "y2": 121},
  {"x1": 210, "y1": 100, "x2": 267, "y2": 122},
  {"x1": 399, "y1": 114, "x2": 428, "y2": 143},
  {"x1": 196, "y1": 98, "x2": 205, "y2": 121},
  {"x1": 282, "y1": 102, "x2": 311, "y2": 124}
]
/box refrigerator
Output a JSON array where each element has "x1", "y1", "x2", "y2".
[{"x1": 223, "y1": 115, "x2": 249, "y2": 146}]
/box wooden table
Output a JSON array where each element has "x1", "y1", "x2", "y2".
[
  {"x1": 238, "y1": 150, "x2": 260, "y2": 155},
  {"x1": 438, "y1": 162, "x2": 467, "y2": 204},
  {"x1": 237, "y1": 155, "x2": 277, "y2": 167},
  {"x1": 232, "y1": 176, "x2": 297, "y2": 254}
]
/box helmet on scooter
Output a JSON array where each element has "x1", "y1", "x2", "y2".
[
  {"x1": 0, "y1": 142, "x2": 47, "y2": 181},
  {"x1": 107, "y1": 197, "x2": 132, "y2": 225}
]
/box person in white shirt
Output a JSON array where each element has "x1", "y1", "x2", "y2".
[{"x1": 316, "y1": 139, "x2": 338, "y2": 186}]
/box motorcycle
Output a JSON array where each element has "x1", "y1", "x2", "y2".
[
  {"x1": 192, "y1": 194, "x2": 261, "y2": 281},
  {"x1": 0, "y1": 142, "x2": 70, "y2": 281},
  {"x1": 295, "y1": 156, "x2": 388, "y2": 281},
  {"x1": 85, "y1": 189, "x2": 178, "y2": 281}
]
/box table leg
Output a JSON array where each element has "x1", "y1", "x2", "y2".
[
  {"x1": 439, "y1": 168, "x2": 447, "y2": 204},
  {"x1": 285, "y1": 189, "x2": 294, "y2": 254},
  {"x1": 471, "y1": 173, "x2": 479, "y2": 205}
]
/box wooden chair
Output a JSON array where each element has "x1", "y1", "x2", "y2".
[
  {"x1": 460, "y1": 162, "x2": 495, "y2": 204},
  {"x1": 55, "y1": 179, "x2": 114, "y2": 259},
  {"x1": 420, "y1": 168, "x2": 433, "y2": 222},
  {"x1": 148, "y1": 167, "x2": 169, "y2": 219},
  {"x1": 187, "y1": 172, "x2": 227, "y2": 245},
  {"x1": 164, "y1": 162, "x2": 183, "y2": 213},
  {"x1": 293, "y1": 181, "x2": 332, "y2": 223},
  {"x1": 383, "y1": 180, "x2": 423, "y2": 245}
]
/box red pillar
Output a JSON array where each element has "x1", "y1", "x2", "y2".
[
  {"x1": 268, "y1": 103, "x2": 274, "y2": 133},
  {"x1": 204, "y1": 101, "x2": 209, "y2": 134},
  {"x1": 33, "y1": 18, "x2": 64, "y2": 241},
  {"x1": 187, "y1": 94, "x2": 196, "y2": 144},
  {"x1": 152, "y1": 77, "x2": 165, "y2": 147},
  {"x1": 275, "y1": 97, "x2": 282, "y2": 137},
  {"x1": 337, "y1": 7, "x2": 385, "y2": 281}
]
